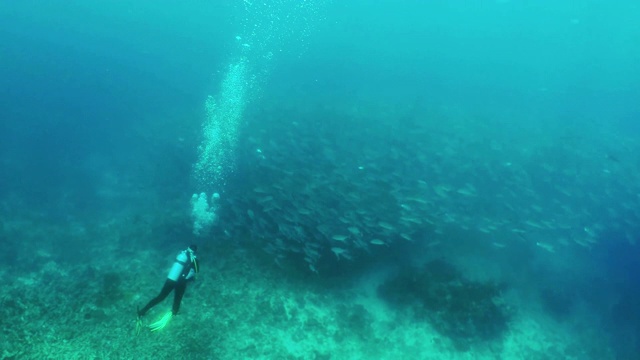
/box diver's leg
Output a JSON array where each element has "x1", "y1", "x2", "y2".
[
  {"x1": 172, "y1": 281, "x2": 187, "y2": 315},
  {"x1": 138, "y1": 280, "x2": 176, "y2": 316}
]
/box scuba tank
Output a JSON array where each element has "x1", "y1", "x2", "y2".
[{"x1": 167, "y1": 251, "x2": 189, "y2": 281}]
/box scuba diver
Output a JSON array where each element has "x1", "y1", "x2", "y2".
[{"x1": 136, "y1": 245, "x2": 199, "y2": 332}]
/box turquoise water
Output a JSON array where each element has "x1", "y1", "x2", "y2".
[{"x1": 1, "y1": 1, "x2": 639, "y2": 359}]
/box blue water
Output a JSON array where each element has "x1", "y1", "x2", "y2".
[{"x1": 1, "y1": 1, "x2": 639, "y2": 358}]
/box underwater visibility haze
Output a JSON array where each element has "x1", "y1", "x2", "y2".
[{"x1": 1, "y1": 0, "x2": 639, "y2": 359}]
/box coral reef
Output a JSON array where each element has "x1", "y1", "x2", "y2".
[{"x1": 378, "y1": 259, "x2": 511, "y2": 350}]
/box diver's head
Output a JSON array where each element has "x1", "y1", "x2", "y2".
[{"x1": 187, "y1": 244, "x2": 198, "y2": 254}]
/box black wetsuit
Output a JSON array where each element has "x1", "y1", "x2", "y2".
[{"x1": 138, "y1": 251, "x2": 199, "y2": 316}]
